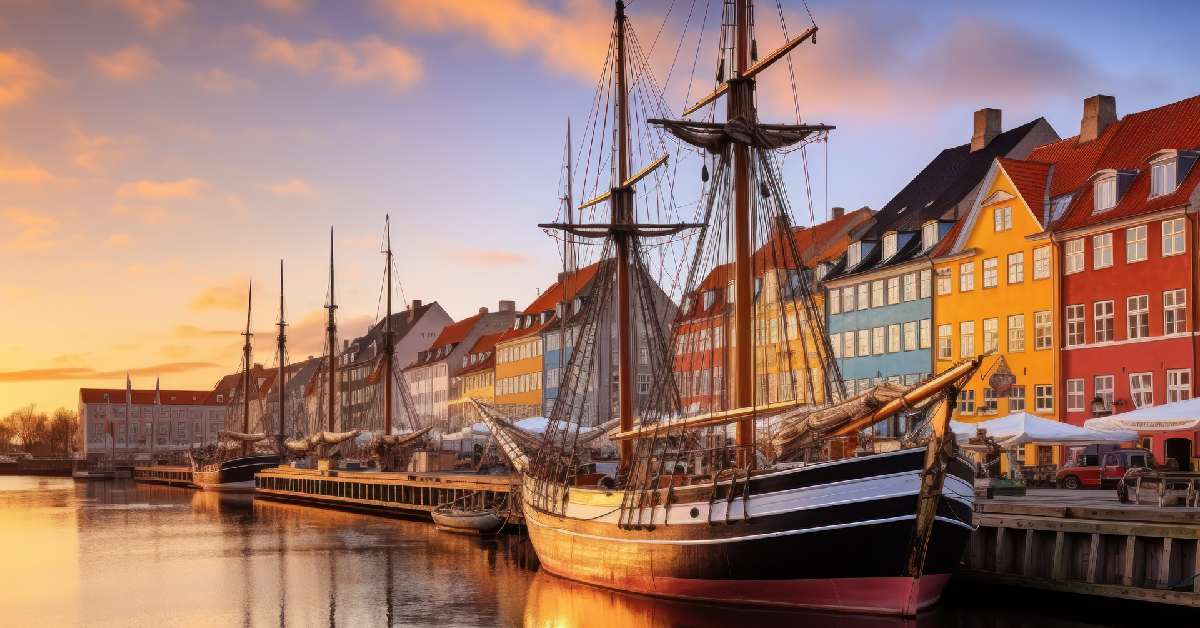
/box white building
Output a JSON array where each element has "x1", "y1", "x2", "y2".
[{"x1": 77, "y1": 387, "x2": 225, "y2": 461}]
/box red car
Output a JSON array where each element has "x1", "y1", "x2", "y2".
[{"x1": 1056, "y1": 448, "x2": 1156, "y2": 489}]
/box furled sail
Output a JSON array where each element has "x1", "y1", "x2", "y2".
[
  {"x1": 217, "y1": 430, "x2": 270, "y2": 442},
  {"x1": 283, "y1": 429, "x2": 362, "y2": 455}
]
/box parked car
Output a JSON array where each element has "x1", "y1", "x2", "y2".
[{"x1": 1056, "y1": 447, "x2": 1156, "y2": 489}]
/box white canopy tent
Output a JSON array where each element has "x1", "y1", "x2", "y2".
[
  {"x1": 952, "y1": 412, "x2": 1136, "y2": 448},
  {"x1": 1084, "y1": 398, "x2": 1200, "y2": 433}
]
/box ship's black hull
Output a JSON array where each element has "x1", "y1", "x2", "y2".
[{"x1": 193, "y1": 454, "x2": 281, "y2": 492}]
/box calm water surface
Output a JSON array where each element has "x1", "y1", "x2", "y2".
[{"x1": 0, "y1": 476, "x2": 1157, "y2": 627}]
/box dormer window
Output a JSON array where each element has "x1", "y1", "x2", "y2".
[
  {"x1": 921, "y1": 221, "x2": 938, "y2": 250},
  {"x1": 1151, "y1": 158, "x2": 1177, "y2": 197},
  {"x1": 882, "y1": 232, "x2": 897, "y2": 259},
  {"x1": 1094, "y1": 176, "x2": 1117, "y2": 213},
  {"x1": 846, "y1": 242, "x2": 862, "y2": 267}
]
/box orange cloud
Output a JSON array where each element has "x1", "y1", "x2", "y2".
[
  {"x1": 375, "y1": 0, "x2": 610, "y2": 82},
  {"x1": 195, "y1": 68, "x2": 255, "y2": 93},
  {"x1": 0, "y1": 361, "x2": 218, "y2": 382},
  {"x1": 267, "y1": 178, "x2": 315, "y2": 197},
  {"x1": 104, "y1": 233, "x2": 132, "y2": 248},
  {"x1": 260, "y1": 0, "x2": 309, "y2": 15},
  {"x1": 109, "y1": 0, "x2": 189, "y2": 32},
  {"x1": 285, "y1": 309, "x2": 372, "y2": 357},
  {"x1": 117, "y1": 177, "x2": 205, "y2": 199},
  {"x1": 188, "y1": 276, "x2": 249, "y2": 311},
  {"x1": 457, "y1": 248, "x2": 528, "y2": 266},
  {"x1": 70, "y1": 127, "x2": 140, "y2": 172},
  {"x1": 245, "y1": 27, "x2": 423, "y2": 91},
  {"x1": 0, "y1": 152, "x2": 54, "y2": 184},
  {"x1": 112, "y1": 204, "x2": 171, "y2": 224},
  {"x1": 90, "y1": 44, "x2": 162, "y2": 81},
  {"x1": 0, "y1": 207, "x2": 58, "y2": 251},
  {"x1": 0, "y1": 49, "x2": 49, "y2": 106}
]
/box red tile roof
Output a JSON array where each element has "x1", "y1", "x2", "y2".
[
  {"x1": 80, "y1": 388, "x2": 218, "y2": 406},
  {"x1": 468, "y1": 331, "x2": 506, "y2": 354},
  {"x1": 997, "y1": 158, "x2": 1052, "y2": 222},
  {"x1": 523, "y1": 261, "x2": 604, "y2": 315},
  {"x1": 429, "y1": 313, "x2": 483, "y2": 349}
]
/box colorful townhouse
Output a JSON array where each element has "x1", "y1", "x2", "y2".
[
  {"x1": 826, "y1": 109, "x2": 1058, "y2": 435},
  {"x1": 673, "y1": 207, "x2": 873, "y2": 415},
  {"x1": 535, "y1": 263, "x2": 605, "y2": 417},
  {"x1": 447, "y1": 331, "x2": 504, "y2": 425},
  {"x1": 494, "y1": 271, "x2": 581, "y2": 419},
  {"x1": 1046, "y1": 94, "x2": 1200, "y2": 471}
]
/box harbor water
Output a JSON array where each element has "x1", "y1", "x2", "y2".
[{"x1": 0, "y1": 475, "x2": 1160, "y2": 627}]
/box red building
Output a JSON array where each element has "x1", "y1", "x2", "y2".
[{"x1": 1045, "y1": 94, "x2": 1200, "y2": 470}]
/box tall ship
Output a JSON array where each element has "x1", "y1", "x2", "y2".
[{"x1": 476, "y1": 0, "x2": 983, "y2": 616}]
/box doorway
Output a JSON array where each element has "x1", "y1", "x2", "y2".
[{"x1": 1164, "y1": 438, "x2": 1192, "y2": 471}]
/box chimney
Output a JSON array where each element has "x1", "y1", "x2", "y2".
[
  {"x1": 831, "y1": 206, "x2": 845, "y2": 220},
  {"x1": 409, "y1": 299, "x2": 422, "y2": 322},
  {"x1": 478, "y1": 306, "x2": 489, "y2": 315},
  {"x1": 1080, "y1": 95, "x2": 1116, "y2": 143},
  {"x1": 971, "y1": 108, "x2": 1002, "y2": 152},
  {"x1": 342, "y1": 339, "x2": 349, "y2": 351},
  {"x1": 498, "y1": 300, "x2": 516, "y2": 312}
]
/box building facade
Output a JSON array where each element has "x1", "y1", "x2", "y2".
[
  {"x1": 449, "y1": 332, "x2": 504, "y2": 424},
  {"x1": 78, "y1": 387, "x2": 225, "y2": 461}
]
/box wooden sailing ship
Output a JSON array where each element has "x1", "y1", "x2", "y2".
[{"x1": 474, "y1": 0, "x2": 983, "y2": 616}]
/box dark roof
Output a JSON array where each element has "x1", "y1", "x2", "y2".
[{"x1": 344, "y1": 301, "x2": 439, "y2": 363}]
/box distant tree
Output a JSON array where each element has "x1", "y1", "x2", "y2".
[
  {"x1": 7, "y1": 406, "x2": 50, "y2": 454},
  {"x1": 49, "y1": 408, "x2": 79, "y2": 454},
  {"x1": 0, "y1": 420, "x2": 14, "y2": 452}
]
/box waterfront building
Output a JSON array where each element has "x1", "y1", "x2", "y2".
[
  {"x1": 1047, "y1": 94, "x2": 1200, "y2": 470},
  {"x1": 825, "y1": 110, "x2": 1058, "y2": 435},
  {"x1": 448, "y1": 331, "x2": 504, "y2": 425},
  {"x1": 673, "y1": 208, "x2": 873, "y2": 415},
  {"x1": 262, "y1": 356, "x2": 322, "y2": 439},
  {"x1": 404, "y1": 301, "x2": 518, "y2": 430},
  {"x1": 77, "y1": 386, "x2": 225, "y2": 461}
]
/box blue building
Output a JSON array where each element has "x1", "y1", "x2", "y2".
[{"x1": 822, "y1": 109, "x2": 1058, "y2": 434}]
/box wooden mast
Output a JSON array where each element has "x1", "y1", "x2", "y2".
[
  {"x1": 241, "y1": 282, "x2": 253, "y2": 455},
  {"x1": 730, "y1": 0, "x2": 755, "y2": 466},
  {"x1": 558, "y1": 121, "x2": 574, "y2": 418},
  {"x1": 613, "y1": 0, "x2": 635, "y2": 470},
  {"x1": 277, "y1": 260, "x2": 287, "y2": 449},
  {"x1": 326, "y1": 228, "x2": 338, "y2": 434},
  {"x1": 383, "y1": 216, "x2": 394, "y2": 437}
]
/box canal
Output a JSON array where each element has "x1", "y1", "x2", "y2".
[{"x1": 0, "y1": 476, "x2": 1168, "y2": 627}]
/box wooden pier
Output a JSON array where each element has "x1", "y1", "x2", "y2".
[
  {"x1": 254, "y1": 466, "x2": 519, "y2": 521},
  {"x1": 961, "y1": 489, "x2": 1200, "y2": 608},
  {"x1": 132, "y1": 465, "x2": 195, "y2": 487}
]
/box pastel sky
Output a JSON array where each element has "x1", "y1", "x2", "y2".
[{"x1": 2, "y1": 0, "x2": 1198, "y2": 415}]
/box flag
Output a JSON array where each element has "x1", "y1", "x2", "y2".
[
  {"x1": 126, "y1": 373, "x2": 133, "y2": 404},
  {"x1": 154, "y1": 377, "x2": 161, "y2": 405}
]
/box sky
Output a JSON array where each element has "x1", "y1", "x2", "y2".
[{"x1": 1, "y1": 0, "x2": 1198, "y2": 415}]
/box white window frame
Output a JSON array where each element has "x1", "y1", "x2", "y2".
[
  {"x1": 958, "y1": 389, "x2": 976, "y2": 415},
  {"x1": 919, "y1": 269, "x2": 932, "y2": 299},
  {"x1": 882, "y1": 232, "x2": 897, "y2": 259},
  {"x1": 887, "y1": 277, "x2": 900, "y2": 305},
  {"x1": 830, "y1": 333, "x2": 841, "y2": 358},
  {"x1": 847, "y1": 241, "x2": 862, "y2": 267},
  {"x1": 1126, "y1": 225, "x2": 1147, "y2": 263},
  {"x1": 1094, "y1": 300, "x2": 1114, "y2": 343},
  {"x1": 919, "y1": 319, "x2": 931, "y2": 349},
  {"x1": 1129, "y1": 372, "x2": 1153, "y2": 409},
  {"x1": 994, "y1": 206, "x2": 1012, "y2": 232},
  {"x1": 1033, "y1": 246, "x2": 1051, "y2": 280},
  {"x1": 1035, "y1": 384, "x2": 1054, "y2": 413},
  {"x1": 1094, "y1": 176, "x2": 1117, "y2": 213},
  {"x1": 1009, "y1": 385, "x2": 1026, "y2": 413},
  {"x1": 843, "y1": 332, "x2": 855, "y2": 358},
  {"x1": 936, "y1": 268, "x2": 952, "y2": 295},
  {"x1": 829, "y1": 289, "x2": 841, "y2": 315},
  {"x1": 857, "y1": 329, "x2": 869, "y2": 357},
  {"x1": 922, "y1": 221, "x2": 938, "y2": 250},
  {"x1": 902, "y1": 273, "x2": 917, "y2": 301},
  {"x1": 982, "y1": 387, "x2": 998, "y2": 414},
  {"x1": 959, "y1": 321, "x2": 975, "y2": 358},
  {"x1": 872, "y1": 326, "x2": 885, "y2": 355},
  {"x1": 1093, "y1": 232, "x2": 1112, "y2": 269},
  {"x1": 959, "y1": 262, "x2": 975, "y2": 292},
  {"x1": 1007, "y1": 252, "x2": 1024, "y2": 284},
  {"x1": 887, "y1": 324, "x2": 901, "y2": 353},
  {"x1": 1164, "y1": 288, "x2": 1187, "y2": 335},
  {"x1": 1064, "y1": 239, "x2": 1084, "y2": 274},
  {"x1": 871, "y1": 280, "x2": 884, "y2": 308},
  {"x1": 1094, "y1": 375, "x2": 1114, "y2": 411},
  {"x1": 1167, "y1": 369, "x2": 1192, "y2": 403},
  {"x1": 1066, "y1": 379, "x2": 1085, "y2": 412},
  {"x1": 1034, "y1": 311, "x2": 1052, "y2": 350},
  {"x1": 1151, "y1": 159, "x2": 1177, "y2": 198},
  {"x1": 903, "y1": 321, "x2": 917, "y2": 352},
  {"x1": 1127, "y1": 294, "x2": 1149, "y2": 339},
  {"x1": 982, "y1": 318, "x2": 998, "y2": 353},
  {"x1": 1065, "y1": 304, "x2": 1085, "y2": 347},
  {"x1": 1163, "y1": 217, "x2": 1186, "y2": 257},
  {"x1": 857, "y1": 283, "x2": 870, "y2": 311},
  {"x1": 937, "y1": 324, "x2": 952, "y2": 360},
  {"x1": 1007, "y1": 314, "x2": 1025, "y2": 352},
  {"x1": 842, "y1": 287, "x2": 855, "y2": 312},
  {"x1": 982, "y1": 257, "x2": 998, "y2": 288}
]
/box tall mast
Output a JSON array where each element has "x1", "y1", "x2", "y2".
[
  {"x1": 326, "y1": 228, "x2": 338, "y2": 433},
  {"x1": 242, "y1": 282, "x2": 253, "y2": 454},
  {"x1": 277, "y1": 260, "x2": 287, "y2": 447},
  {"x1": 383, "y1": 216, "x2": 394, "y2": 436},
  {"x1": 730, "y1": 0, "x2": 755, "y2": 463},
  {"x1": 559, "y1": 120, "x2": 574, "y2": 411},
  {"x1": 613, "y1": 0, "x2": 635, "y2": 469}
]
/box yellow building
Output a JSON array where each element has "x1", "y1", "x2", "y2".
[
  {"x1": 494, "y1": 321, "x2": 546, "y2": 418},
  {"x1": 931, "y1": 157, "x2": 1060, "y2": 467},
  {"x1": 448, "y1": 332, "x2": 504, "y2": 424}
]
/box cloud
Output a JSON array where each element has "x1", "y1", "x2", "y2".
[
  {"x1": 245, "y1": 27, "x2": 422, "y2": 91},
  {"x1": 286, "y1": 309, "x2": 372, "y2": 356},
  {"x1": 267, "y1": 177, "x2": 315, "y2": 197},
  {"x1": 0, "y1": 361, "x2": 218, "y2": 382},
  {"x1": 374, "y1": 0, "x2": 610, "y2": 82},
  {"x1": 161, "y1": 344, "x2": 192, "y2": 359},
  {"x1": 188, "y1": 276, "x2": 249, "y2": 311},
  {"x1": 0, "y1": 153, "x2": 54, "y2": 184},
  {"x1": 0, "y1": 48, "x2": 49, "y2": 106},
  {"x1": 112, "y1": 204, "x2": 171, "y2": 224},
  {"x1": 174, "y1": 324, "x2": 232, "y2": 338},
  {"x1": 70, "y1": 127, "x2": 141, "y2": 172},
  {"x1": 194, "y1": 68, "x2": 256, "y2": 94},
  {"x1": 90, "y1": 44, "x2": 162, "y2": 81},
  {"x1": 456, "y1": 248, "x2": 528, "y2": 266},
  {"x1": 0, "y1": 207, "x2": 58, "y2": 251},
  {"x1": 260, "y1": 0, "x2": 309, "y2": 15},
  {"x1": 104, "y1": 233, "x2": 132, "y2": 248},
  {"x1": 116, "y1": 177, "x2": 205, "y2": 199},
  {"x1": 109, "y1": 0, "x2": 189, "y2": 32}
]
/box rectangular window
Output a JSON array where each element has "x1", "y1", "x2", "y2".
[
  {"x1": 957, "y1": 389, "x2": 976, "y2": 415},
  {"x1": 919, "y1": 270, "x2": 931, "y2": 299},
  {"x1": 1129, "y1": 373, "x2": 1153, "y2": 408},
  {"x1": 843, "y1": 332, "x2": 855, "y2": 358},
  {"x1": 1168, "y1": 369, "x2": 1191, "y2": 403},
  {"x1": 982, "y1": 258, "x2": 998, "y2": 288},
  {"x1": 919, "y1": 319, "x2": 931, "y2": 349},
  {"x1": 1065, "y1": 305, "x2": 1085, "y2": 347},
  {"x1": 1033, "y1": 246, "x2": 1051, "y2": 280},
  {"x1": 903, "y1": 321, "x2": 917, "y2": 351},
  {"x1": 937, "y1": 324, "x2": 952, "y2": 360},
  {"x1": 1007, "y1": 252, "x2": 1024, "y2": 284},
  {"x1": 1035, "y1": 385, "x2": 1054, "y2": 413},
  {"x1": 858, "y1": 330, "x2": 870, "y2": 357},
  {"x1": 994, "y1": 206, "x2": 1013, "y2": 232},
  {"x1": 983, "y1": 318, "x2": 998, "y2": 353},
  {"x1": 842, "y1": 287, "x2": 855, "y2": 313},
  {"x1": 1066, "y1": 379, "x2": 1085, "y2": 411},
  {"x1": 886, "y1": 277, "x2": 900, "y2": 305},
  {"x1": 1007, "y1": 314, "x2": 1025, "y2": 352},
  {"x1": 960, "y1": 321, "x2": 975, "y2": 358},
  {"x1": 857, "y1": 284, "x2": 870, "y2": 311},
  {"x1": 1094, "y1": 375, "x2": 1114, "y2": 411},
  {"x1": 902, "y1": 274, "x2": 917, "y2": 301},
  {"x1": 1126, "y1": 225, "x2": 1147, "y2": 263},
  {"x1": 1094, "y1": 300, "x2": 1114, "y2": 343},
  {"x1": 1095, "y1": 176, "x2": 1117, "y2": 212},
  {"x1": 887, "y1": 324, "x2": 901, "y2": 353},
  {"x1": 1151, "y1": 160, "x2": 1178, "y2": 197},
  {"x1": 922, "y1": 221, "x2": 938, "y2": 250},
  {"x1": 871, "y1": 280, "x2": 884, "y2": 308},
  {"x1": 1008, "y1": 385, "x2": 1026, "y2": 413},
  {"x1": 872, "y1": 327, "x2": 885, "y2": 355},
  {"x1": 829, "y1": 290, "x2": 840, "y2": 315},
  {"x1": 1127, "y1": 295, "x2": 1149, "y2": 339},
  {"x1": 936, "y1": 268, "x2": 952, "y2": 295},
  {"x1": 1064, "y1": 239, "x2": 1084, "y2": 274},
  {"x1": 982, "y1": 387, "x2": 998, "y2": 414},
  {"x1": 1093, "y1": 232, "x2": 1112, "y2": 269},
  {"x1": 1163, "y1": 217, "x2": 1186, "y2": 256},
  {"x1": 882, "y1": 232, "x2": 897, "y2": 259},
  {"x1": 959, "y1": 262, "x2": 975, "y2": 292},
  {"x1": 1034, "y1": 311, "x2": 1052, "y2": 350},
  {"x1": 1164, "y1": 289, "x2": 1187, "y2": 335}
]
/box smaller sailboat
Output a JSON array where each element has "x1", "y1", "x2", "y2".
[{"x1": 192, "y1": 281, "x2": 282, "y2": 492}]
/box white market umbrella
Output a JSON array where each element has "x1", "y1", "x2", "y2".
[
  {"x1": 1084, "y1": 398, "x2": 1200, "y2": 433},
  {"x1": 952, "y1": 412, "x2": 1136, "y2": 448}
]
